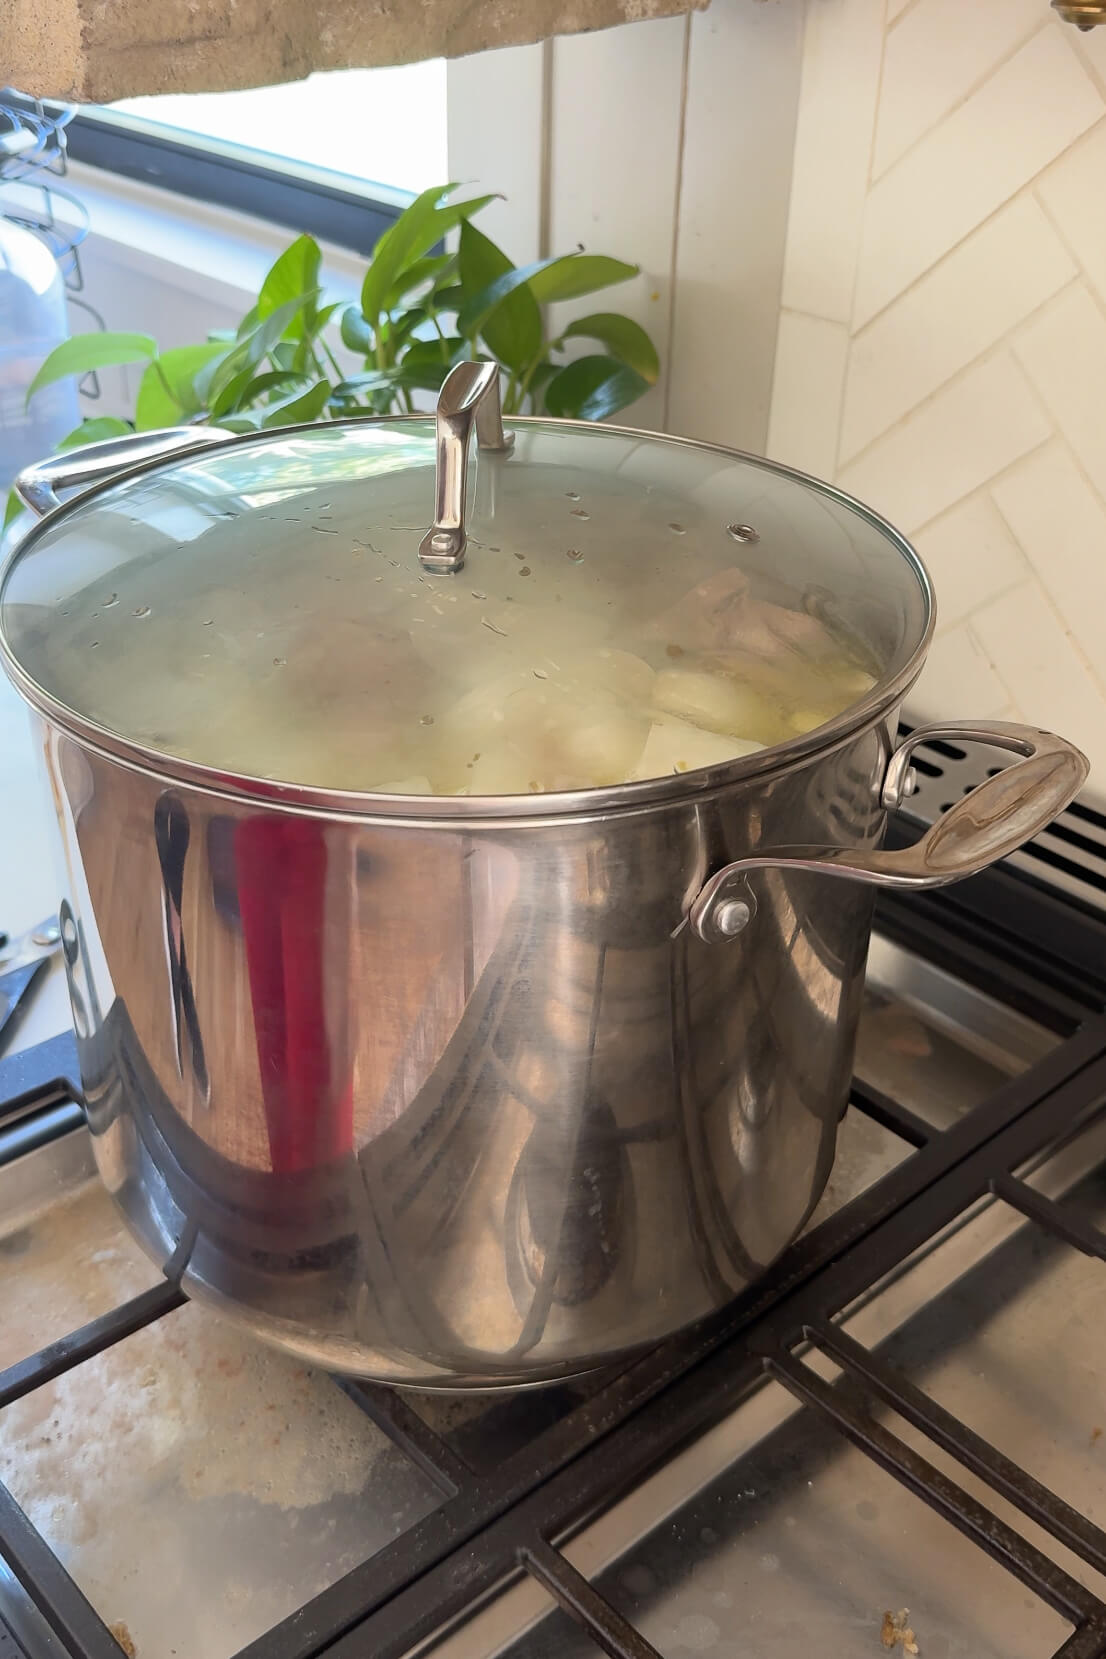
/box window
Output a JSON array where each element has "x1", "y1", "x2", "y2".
[{"x1": 66, "y1": 60, "x2": 449, "y2": 255}]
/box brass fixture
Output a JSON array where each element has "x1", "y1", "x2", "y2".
[{"x1": 1052, "y1": 0, "x2": 1106, "y2": 28}]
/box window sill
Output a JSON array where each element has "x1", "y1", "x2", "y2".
[{"x1": 55, "y1": 159, "x2": 366, "y2": 311}]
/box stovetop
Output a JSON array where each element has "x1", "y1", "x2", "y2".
[{"x1": 4, "y1": 733, "x2": 1106, "y2": 1659}]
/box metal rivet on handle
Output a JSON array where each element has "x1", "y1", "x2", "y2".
[
  {"x1": 714, "y1": 899, "x2": 753, "y2": 938},
  {"x1": 881, "y1": 761, "x2": 921, "y2": 812},
  {"x1": 726, "y1": 523, "x2": 759, "y2": 544}
]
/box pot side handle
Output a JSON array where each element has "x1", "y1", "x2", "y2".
[
  {"x1": 688, "y1": 721, "x2": 1089, "y2": 945},
  {"x1": 15, "y1": 426, "x2": 231, "y2": 517}
]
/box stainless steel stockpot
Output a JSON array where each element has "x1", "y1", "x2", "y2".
[{"x1": 0, "y1": 364, "x2": 1087, "y2": 1386}]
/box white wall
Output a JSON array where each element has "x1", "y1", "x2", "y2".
[
  {"x1": 767, "y1": 0, "x2": 1106, "y2": 788},
  {"x1": 448, "y1": 0, "x2": 806, "y2": 449}
]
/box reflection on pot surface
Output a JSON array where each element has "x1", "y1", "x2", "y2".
[{"x1": 46, "y1": 719, "x2": 889, "y2": 1386}]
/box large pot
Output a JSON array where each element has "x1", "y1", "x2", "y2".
[{"x1": 0, "y1": 364, "x2": 1087, "y2": 1387}]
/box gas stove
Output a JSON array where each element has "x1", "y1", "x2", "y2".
[{"x1": 3, "y1": 732, "x2": 1106, "y2": 1659}]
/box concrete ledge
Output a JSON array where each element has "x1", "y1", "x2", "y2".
[{"x1": 3, "y1": 0, "x2": 707, "y2": 102}]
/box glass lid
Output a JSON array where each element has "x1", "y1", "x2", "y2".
[{"x1": 0, "y1": 365, "x2": 931, "y2": 801}]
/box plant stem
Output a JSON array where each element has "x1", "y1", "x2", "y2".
[
  {"x1": 152, "y1": 358, "x2": 176, "y2": 405},
  {"x1": 515, "y1": 350, "x2": 546, "y2": 415},
  {"x1": 319, "y1": 332, "x2": 345, "y2": 382}
]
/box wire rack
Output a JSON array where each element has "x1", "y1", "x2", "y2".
[{"x1": 0, "y1": 88, "x2": 104, "y2": 395}]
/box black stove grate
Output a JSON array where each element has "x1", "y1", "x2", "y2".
[{"x1": 3, "y1": 861, "x2": 1106, "y2": 1658}]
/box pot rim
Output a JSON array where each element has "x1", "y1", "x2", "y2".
[{"x1": 0, "y1": 413, "x2": 936, "y2": 823}]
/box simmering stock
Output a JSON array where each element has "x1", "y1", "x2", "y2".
[
  {"x1": 182, "y1": 571, "x2": 870, "y2": 794},
  {"x1": 33, "y1": 551, "x2": 875, "y2": 796}
]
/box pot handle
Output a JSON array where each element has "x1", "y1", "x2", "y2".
[
  {"x1": 688, "y1": 721, "x2": 1089, "y2": 944},
  {"x1": 418, "y1": 360, "x2": 513, "y2": 575},
  {"x1": 15, "y1": 426, "x2": 230, "y2": 517}
]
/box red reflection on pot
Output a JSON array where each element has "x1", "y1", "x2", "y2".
[{"x1": 234, "y1": 816, "x2": 354, "y2": 1173}]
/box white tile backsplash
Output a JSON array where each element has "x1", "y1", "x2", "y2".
[
  {"x1": 991, "y1": 442, "x2": 1106, "y2": 683},
  {"x1": 911, "y1": 494, "x2": 1029, "y2": 630},
  {"x1": 839, "y1": 196, "x2": 1075, "y2": 463},
  {"x1": 837, "y1": 352, "x2": 1051, "y2": 533},
  {"x1": 1013, "y1": 283, "x2": 1106, "y2": 505},
  {"x1": 1067, "y1": 11, "x2": 1106, "y2": 95},
  {"x1": 770, "y1": 3, "x2": 1106, "y2": 798},
  {"x1": 765, "y1": 310, "x2": 848, "y2": 477},
  {"x1": 1037, "y1": 124, "x2": 1106, "y2": 309},
  {"x1": 910, "y1": 622, "x2": 1011, "y2": 722},
  {"x1": 778, "y1": 0, "x2": 885, "y2": 324},
  {"x1": 970, "y1": 582, "x2": 1106, "y2": 762},
  {"x1": 873, "y1": 0, "x2": 1041, "y2": 180},
  {"x1": 853, "y1": 26, "x2": 1103, "y2": 327}
]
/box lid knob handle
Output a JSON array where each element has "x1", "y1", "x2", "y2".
[{"x1": 419, "y1": 361, "x2": 513, "y2": 574}]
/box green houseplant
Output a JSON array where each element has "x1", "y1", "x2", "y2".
[{"x1": 6, "y1": 183, "x2": 659, "y2": 527}]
